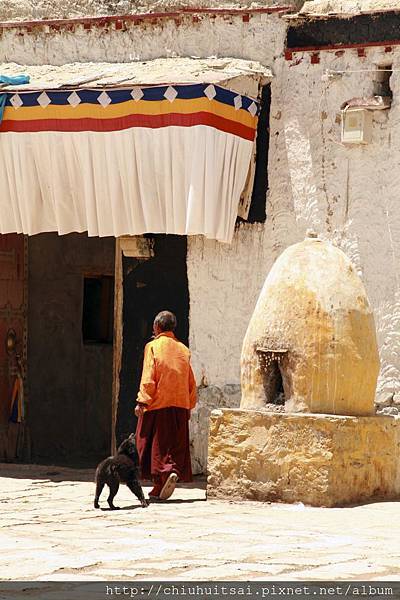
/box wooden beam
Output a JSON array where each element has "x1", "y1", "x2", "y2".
[
  {"x1": 111, "y1": 236, "x2": 153, "y2": 453},
  {"x1": 111, "y1": 238, "x2": 123, "y2": 455}
]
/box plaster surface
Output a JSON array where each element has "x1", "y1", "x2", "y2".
[
  {"x1": 208, "y1": 409, "x2": 400, "y2": 507},
  {"x1": 1, "y1": 463, "x2": 400, "y2": 580},
  {"x1": 240, "y1": 237, "x2": 380, "y2": 415},
  {"x1": 0, "y1": 13, "x2": 286, "y2": 66}
]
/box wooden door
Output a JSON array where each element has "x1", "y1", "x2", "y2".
[{"x1": 0, "y1": 234, "x2": 27, "y2": 461}]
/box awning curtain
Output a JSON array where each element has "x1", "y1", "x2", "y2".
[{"x1": 0, "y1": 80, "x2": 260, "y2": 243}]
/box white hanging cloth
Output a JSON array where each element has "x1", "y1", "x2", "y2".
[{"x1": 0, "y1": 77, "x2": 260, "y2": 243}]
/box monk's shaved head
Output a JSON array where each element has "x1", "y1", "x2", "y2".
[{"x1": 154, "y1": 310, "x2": 177, "y2": 333}]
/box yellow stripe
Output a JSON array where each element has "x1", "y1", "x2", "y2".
[{"x1": 3, "y1": 97, "x2": 257, "y2": 129}]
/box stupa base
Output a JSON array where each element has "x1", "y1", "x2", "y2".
[{"x1": 207, "y1": 409, "x2": 400, "y2": 507}]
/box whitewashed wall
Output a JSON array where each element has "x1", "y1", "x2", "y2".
[
  {"x1": 274, "y1": 47, "x2": 400, "y2": 402},
  {"x1": 2, "y1": 13, "x2": 400, "y2": 471},
  {"x1": 189, "y1": 46, "x2": 400, "y2": 432},
  {"x1": 0, "y1": 12, "x2": 285, "y2": 65}
]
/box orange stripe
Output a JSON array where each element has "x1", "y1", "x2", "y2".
[{"x1": 4, "y1": 97, "x2": 257, "y2": 129}]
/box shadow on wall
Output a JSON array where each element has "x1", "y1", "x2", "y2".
[{"x1": 190, "y1": 383, "x2": 241, "y2": 475}]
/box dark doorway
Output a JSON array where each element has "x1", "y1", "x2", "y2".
[{"x1": 115, "y1": 235, "x2": 189, "y2": 446}]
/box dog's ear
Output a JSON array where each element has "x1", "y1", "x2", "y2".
[{"x1": 118, "y1": 434, "x2": 137, "y2": 455}]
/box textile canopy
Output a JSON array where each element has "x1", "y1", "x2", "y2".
[{"x1": 0, "y1": 58, "x2": 271, "y2": 243}]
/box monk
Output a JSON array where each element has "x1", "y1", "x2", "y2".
[{"x1": 135, "y1": 310, "x2": 197, "y2": 500}]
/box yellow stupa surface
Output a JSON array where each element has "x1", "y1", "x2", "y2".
[{"x1": 240, "y1": 234, "x2": 380, "y2": 416}]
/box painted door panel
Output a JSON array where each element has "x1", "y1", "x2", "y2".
[{"x1": 0, "y1": 235, "x2": 26, "y2": 431}]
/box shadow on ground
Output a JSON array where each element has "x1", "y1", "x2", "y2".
[{"x1": 0, "y1": 462, "x2": 206, "y2": 488}]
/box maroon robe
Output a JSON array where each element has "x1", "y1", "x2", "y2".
[{"x1": 136, "y1": 406, "x2": 192, "y2": 482}]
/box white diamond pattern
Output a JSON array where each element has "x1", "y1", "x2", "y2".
[
  {"x1": 97, "y1": 91, "x2": 112, "y2": 107},
  {"x1": 37, "y1": 91, "x2": 51, "y2": 108},
  {"x1": 131, "y1": 87, "x2": 144, "y2": 102},
  {"x1": 163, "y1": 86, "x2": 178, "y2": 103},
  {"x1": 67, "y1": 91, "x2": 81, "y2": 107},
  {"x1": 10, "y1": 94, "x2": 23, "y2": 109},
  {"x1": 234, "y1": 95, "x2": 242, "y2": 111},
  {"x1": 204, "y1": 84, "x2": 216, "y2": 100},
  {"x1": 248, "y1": 102, "x2": 257, "y2": 117}
]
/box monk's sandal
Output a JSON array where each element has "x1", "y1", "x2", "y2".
[{"x1": 159, "y1": 473, "x2": 178, "y2": 500}]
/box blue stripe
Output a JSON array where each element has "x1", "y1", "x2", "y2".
[
  {"x1": 4, "y1": 83, "x2": 259, "y2": 115},
  {"x1": 0, "y1": 94, "x2": 6, "y2": 124}
]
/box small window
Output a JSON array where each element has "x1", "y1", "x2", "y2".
[
  {"x1": 82, "y1": 276, "x2": 114, "y2": 344},
  {"x1": 374, "y1": 65, "x2": 393, "y2": 98}
]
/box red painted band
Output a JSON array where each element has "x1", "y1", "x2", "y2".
[
  {"x1": 0, "y1": 6, "x2": 294, "y2": 30},
  {"x1": 1, "y1": 111, "x2": 257, "y2": 141}
]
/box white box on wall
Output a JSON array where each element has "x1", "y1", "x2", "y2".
[{"x1": 341, "y1": 108, "x2": 373, "y2": 144}]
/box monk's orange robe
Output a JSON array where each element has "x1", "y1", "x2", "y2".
[{"x1": 137, "y1": 331, "x2": 197, "y2": 412}]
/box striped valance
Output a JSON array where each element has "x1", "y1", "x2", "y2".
[{"x1": 0, "y1": 80, "x2": 261, "y2": 243}]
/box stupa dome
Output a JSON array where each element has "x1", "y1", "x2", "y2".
[{"x1": 241, "y1": 235, "x2": 380, "y2": 416}]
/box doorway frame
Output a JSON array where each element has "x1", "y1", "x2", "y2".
[{"x1": 111, "y1": 236, "x2": 154, "y2": 453}]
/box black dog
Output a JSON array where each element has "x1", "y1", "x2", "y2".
[{"x1": 94, "y1": 433, "x2": 149, "y2": 510}]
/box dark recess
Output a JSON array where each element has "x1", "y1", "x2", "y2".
[
  {"x1": 82, "y1": 275, "x2": 114, "y2": 344},
  {"x1": 239, "y1": 83, "x2": 271, "y2": 225},
  {"x1": 374, "y1": 65, "x2": 393, "y2": 98},
  {"x1": 287, "y1": 11, "x2": 400, "y2": 49},
  {"x1": 115, "y1": 234, "x2": 189, "y2": 447}
]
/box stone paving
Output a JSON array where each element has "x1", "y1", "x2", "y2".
[{"x1": 1, "y1": 463, "x2": 400, "y2": 581}]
